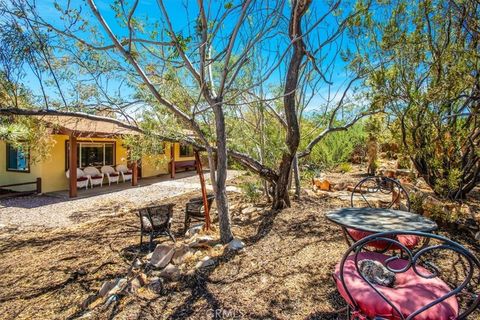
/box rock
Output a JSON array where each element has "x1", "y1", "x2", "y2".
[
  {"x1": 383, "y1": 169, "x2": 396, "y2": 178},
  {"x1": 99, "y1": 278, "x2": 127, "y2": 297},
  {"x1": 149, "y1": 277, "x2": 163, "y2": 294},
  {"x1": 130, "y1": 278, "x2": 142, "y2": 293},
  {"x1": 99, "y1": 280, "x2": 117, "y2": 297},
  {"x1": 313, "y1": 178, "x2": 331, "y2": 191},
  {"x1": 185, "y1": 223, "x2": 204, "y2": 238},
  {"x1": 332, "y1": 182, "x2": 347, "y2": 191},
  {"x1": 149, "y1": 244, "x2": 175, "y2": 268},
  {"x1": 242, "y1": 207, "x2": 257, "y2": 214},
  {"x1": 172, "y1": 245, "x2": 194, "y2": 265},
  {"x1": 195, "y1": 256, "x2": 215, "y2": 269},
  {"x1": 159, "y1": 264, "x2": 181, "y2": 280},
  {"x1": 104, "y1": 294, "x2": 119, "y2": 307},
  {"x1": 227, "y1": 238, "x2": 245, "y2": 251},
  {"x1": 422, "y1": 196, "x2": 445, "y2": 218},
  {"x1": 396, "y1": 169, "x2": 413, "y2": 177},
  {"x1": 132, "y1": 258, "x2": 143, "y2": 269},
  {"x1": 188, "y1": 235, "x2": 216, "y2": 248}
]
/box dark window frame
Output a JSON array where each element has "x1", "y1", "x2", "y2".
[
  {"x1": 6, "y1": 143, "x2": 30, "y2": 173},
  {"x1": 179, "y1": 144, "x2": 194, "y2": 157},
  {"x1": 65, "y1": 140, "x2": 116, "y2": 170}
]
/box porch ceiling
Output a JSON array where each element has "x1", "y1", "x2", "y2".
[{"x1": 42, "y1": 114, "x2": 141, "y2": 137}]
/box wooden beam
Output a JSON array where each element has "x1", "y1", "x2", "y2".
[
  {"x1": 69, "y1": 134, "x2": 78, "y2": 198},
  {"x1": 195, "y1": 151, "x2": 211, "y2": 230},
  {"x1": 132, "y1": 160, "x2": 138, "y2": 186},
  {"x1": 170, "y1": 143, "x2": 175, "y2": 179}
]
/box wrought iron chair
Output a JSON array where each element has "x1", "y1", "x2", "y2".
[
  {"x1": 350, "y1": 176, "x2": 410, "y2": 211},
  {"x1": 184, "y1": 195, "x2": 215, "y2": 233},
  {"x1": 334, "y1": 231, "x2": 480, "y2": 320},
  {"x1": 139, "y1": 203, "x2": 175, "y2": 251},
  {"x1": 345, "y1": 176, "x2": 418, "y2": 250}
]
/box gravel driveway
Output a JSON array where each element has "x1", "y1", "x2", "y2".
[{"x1": 0, "y1": 170, "x2": 242, "y2": 230}]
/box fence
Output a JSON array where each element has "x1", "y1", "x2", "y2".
[{"x1": 0, "y1": 178, "x2": 41, "y2": 198}]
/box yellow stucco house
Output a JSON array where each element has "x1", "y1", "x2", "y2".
[{"x1": 0, "y1": 112, "x2": 197, "y2": 196}]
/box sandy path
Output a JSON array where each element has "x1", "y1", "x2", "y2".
[{"x1": 0, "y1": 170, "x2": 241, "y2": 230}]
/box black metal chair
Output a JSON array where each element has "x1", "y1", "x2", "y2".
[
  {"x1": 184, "y1": 195, "x2": 215, "y2": 233},
  {"x1": 350, "y1": 176, "x2": 411, "y2": 211},
  {"x1": 344, "y1": 176, "x2": 418, "y2": 251},
  {"x1": 334, "y1": 231, "x2": 480, "y2": 320},
  {"x1": 139, "y1": 203, "x2": 175, "y2": 251}
]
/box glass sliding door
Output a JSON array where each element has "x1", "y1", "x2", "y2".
[{"x1": 66, "y1": 141, "x2": 115, "y2": 169}]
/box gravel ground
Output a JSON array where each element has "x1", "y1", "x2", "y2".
[{"x1": 0, "y1": 170, "x2": 242, "y2": 230}]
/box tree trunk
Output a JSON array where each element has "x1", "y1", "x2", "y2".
[
  {"x1": 272, "y1": 0, "x2": 310, "y2": 210},
  {"x1": 293, "y1": 154, "x2": 301, "y2": 199},
  {"x1": 212, "y1": 102, "x2": 233, "y2": 243}
]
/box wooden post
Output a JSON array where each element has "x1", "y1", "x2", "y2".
[
  {"x1": 195, "y1": 150, "x2": 211, "y2": 230},
  {"x1": 36, "y1": 178, "x2": 42, "y2": 194},
  {"x1": 170, "y1": 142, "x2": 175, "y2": 179},
  {"x1": 132, "y1": 160, "x2": 138, "y2": 186},
  {"x1": 69, "y1": 134, "x2": 78, "y2": 198}
]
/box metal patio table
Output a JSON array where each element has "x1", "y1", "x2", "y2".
[{"x1": 326, "y1": 207, "x2": 438, "y2": 234}]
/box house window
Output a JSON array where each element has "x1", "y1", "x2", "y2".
[
  {"x1": 66, "y1": 141, "x2": 115, "y2": 169},
  {"x1": 6, "y1": 143, "x2": 30, "y2": 172},
  {"x1": 179, "y1": 144, "x2": 194, "y2": 157}
]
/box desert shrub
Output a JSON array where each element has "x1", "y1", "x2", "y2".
[
  {"x1": 302, "y1": 122, "x2": 367, "y2": 170},
  {"x1": 239, "y1": 180, "x2": 262, "y2": 203},
  {"x1": 337, "y1": 162, "x2": 352, "y2": 173}
]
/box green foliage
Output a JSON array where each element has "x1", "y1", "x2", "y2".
[
  {"x1": 337, "y1": 162, "x2": 352, "y2": 173},
  {"x1": 0, "y1": 117, "x2": 55, "y2": 164},
  {"x1": 301, "y1": 121, "x2": 367, "y2": 170},
  {"x1": 351, "y1": 0, "x2": 480, "y2": 199},
  {"x1": 239, "y1": 180, "x2": 262, "y2": 203}
]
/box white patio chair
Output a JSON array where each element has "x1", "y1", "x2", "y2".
[
  {"x1": 116, "y1": 164, "x2": 133, "y2": 183},
  {"x1": 101, "y1": 165, "x2": 120, "y2": 185},
  {"x1": 83, "y1": 166, "x2": 104, "y2": 187},
  {"x1": 65, "y1": 168, "x2": 89, "y2": 190}
]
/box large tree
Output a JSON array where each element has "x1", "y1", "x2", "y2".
[
  {"x1": 2, "y1": 0, "x2": 376, "y2": 240},
  {"x1": 351, "y1": 0, "x2": 479, "y2": 199}
]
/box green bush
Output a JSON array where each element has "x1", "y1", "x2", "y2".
[
  {"x1": 337, "y1": 162, "x2": 352, "y2": 173},
  {"x1": 239, "y1": 180, "x2": 262, "y2": 203},
  {"x1": 302, "y1": 122, "x2": 367, "y2": 170}
]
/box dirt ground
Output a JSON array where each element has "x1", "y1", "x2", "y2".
[{"x1": 0, "y1": 169, "x2": 479, "y2": 320}]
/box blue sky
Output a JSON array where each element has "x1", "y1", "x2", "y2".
[{"x1": 17, "y1": 0, "x2": 358, "y2": 114}]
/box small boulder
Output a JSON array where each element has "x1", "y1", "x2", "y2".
[
  {"x1": 188, "y1": 235, "x2": 216, "y2": 248},
  {"x1": 242, "y1": 206, "x2": 257, "y2": 214},
  {"x1": 99, "y1": 278, "x2": 127, "y2": 297},
  {"x1": 185, "y1": 223, "x2": 204, "y2": 238},
  {"x1": 227, "y1": 238, "x2": 245, "y2": 251},
  {"x1": 149, "y1": 244, "x2": 175, "y2": 269},
  {"x1": 332, "y1": 182, "x2": 347, "y2": 191},
  {"x1": 99, "y1": 279, "x2": 117, "y2": 297},
  {"x1": 149, "y1": 277, "x2": 163, "y2": 294},
  {"x1": 172, "y1": 245, "x2": 194, "y2": 265},
  {"x1": 132, "y1": 258, "x2": 143, "y2": 269},
  {"x1": 159, "y1": 264, "x2": 181, "y2": 281},
  {"x1": 195, "y1": 256, "x2": 215, "y2": 269}
]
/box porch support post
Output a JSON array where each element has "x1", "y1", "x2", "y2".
[
  {"x1": 69, "y1": 133, "x2": 78, "y2": 198},
  {"x1": 132, "y1": 160, "x2": 138, "y2": 186},
  {"x1": 195, "y1": 150, "x2": 211, "y2": 230},
  {"x1": 170, "y1": 142, "x2": 175, "y2": 179}
]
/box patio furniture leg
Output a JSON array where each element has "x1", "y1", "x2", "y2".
[
  {"x1": 167, "y1": 231, "x2": 176, "y2": 243},
  {"x1": 140, "y1": 233, "x2": 143, "y2": 251},
  {"x1": 184, "y1": 213, "x2": 190, "y2": 234},
  {"x1": 149, "y1": 233, "x2": 154, "y2": 252}
]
